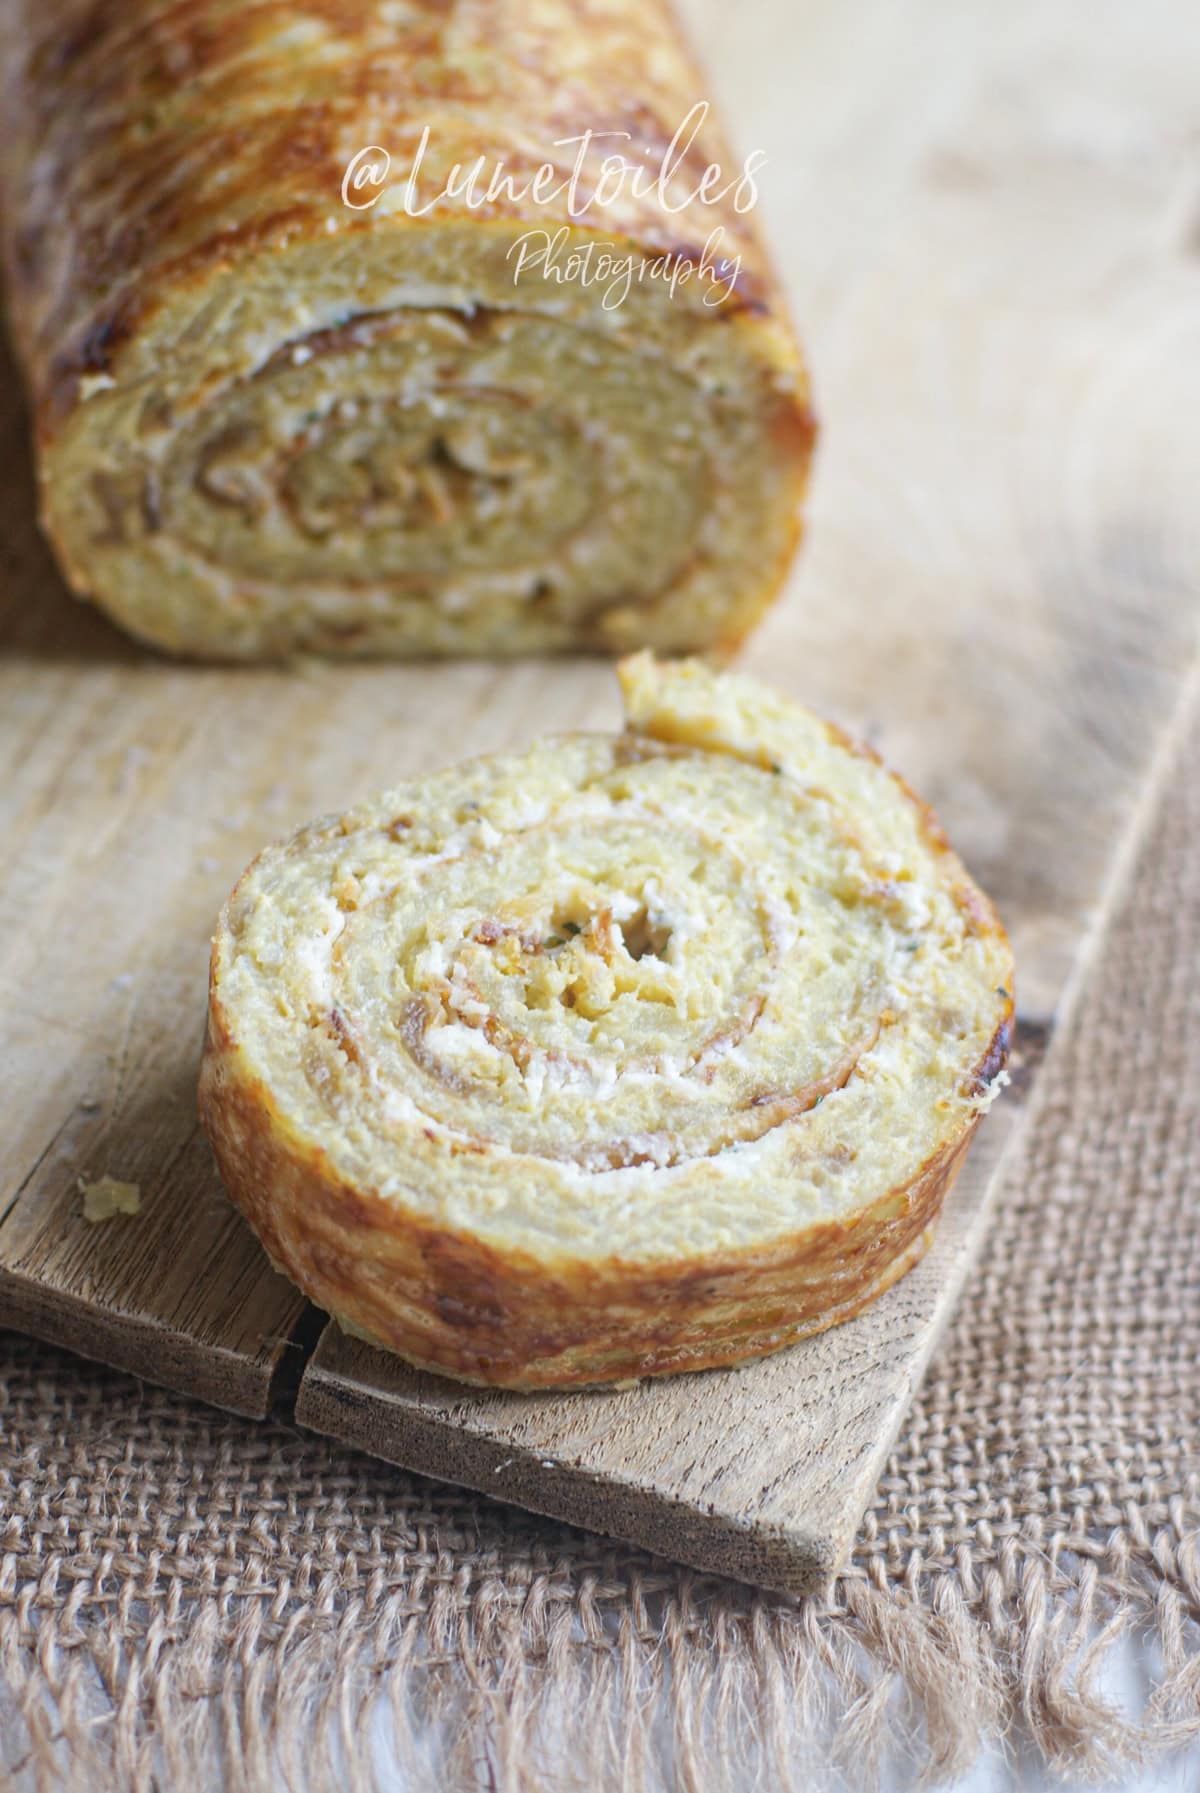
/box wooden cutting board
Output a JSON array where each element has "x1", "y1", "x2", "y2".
[{"x1": 2, "y1": 0, "x2": 1198, "y2": 1595}]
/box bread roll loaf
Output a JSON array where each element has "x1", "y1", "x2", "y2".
[
  {"x1": 0, "y1": 0, "x2": 814, "y2": 658},
  {"x1": 199, "y1": 656, "x2": 1013, "y2": 1389}
]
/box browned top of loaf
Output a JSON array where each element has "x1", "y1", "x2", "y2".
[{"x1": 0, "y1": 0, "x2": 784, "y2": 428}]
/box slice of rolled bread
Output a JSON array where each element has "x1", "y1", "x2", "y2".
[{"x1": 199, "y1": 656, "x2": 1013, "y2": 1388}]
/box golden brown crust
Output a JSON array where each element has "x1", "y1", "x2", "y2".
[
  {"x1": 196, "y1": 658, "x2": 1014, "y2": 1390},
  {"x1": 2, "y1": 0, "x2": 782, "y2": 419},
  {"x1": 1, "y1": 0, "x2": 814, "y2": 659},
  {"x1": 200, "y1": 993, "x2": 994, "y2": 1389}
]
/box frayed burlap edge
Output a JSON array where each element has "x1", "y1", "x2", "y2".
[
  {"x1": 2, "y1": 671, "x2": 1199, "y2": 1792},
  {"x1": 1, "y1": 1525, "x2": 1198, "y2": 1792}
]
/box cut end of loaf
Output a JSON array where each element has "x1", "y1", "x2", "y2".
[
  {"x1": 6, "y1": 0, "x2": 816, "y2": 661},
  {"x1": 39, "y1": 216, "x2": 814, "y2": 660}
]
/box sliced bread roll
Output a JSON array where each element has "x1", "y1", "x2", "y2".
[
  {"x1": 0, "y1": 0, "x2": 813, "y2": 658},
  {"x1": 199, "y1": 657, "x2": 1013, "y2": 1388}
]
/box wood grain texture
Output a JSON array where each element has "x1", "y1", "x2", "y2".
[
  {"x1": 297, "y1": 0, "x2": 1200, "y2": 1587},
  {"x1": 1, "y1": 0, "x2": 1199, "y2": 1571},
  {"x1": 297, "y1": 1105, "x2": 1025, "y2": 1591},
  {"x1": 0, "y1": 415, "x2": 311, "y2": 1411}
]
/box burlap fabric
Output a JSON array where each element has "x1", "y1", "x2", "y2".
[{"x1": 1, "y1": 698, "x2": 1198, "y2": 1793}]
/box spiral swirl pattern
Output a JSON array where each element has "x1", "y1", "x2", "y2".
[
  {"x1": 200, "y1": 658, "x2": 1013, "y2": 1388},
  {"x1": 135, "y1": 305, "x2": 756, "y2": 652}
]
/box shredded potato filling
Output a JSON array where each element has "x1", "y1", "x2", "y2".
[{"x1": 200, "y1": 658, "x2": 1013, "y2": 1388}]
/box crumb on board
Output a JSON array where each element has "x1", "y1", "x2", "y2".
[{"x1": 79, "y1": 1176, "x2": 142, "y2": 1223}]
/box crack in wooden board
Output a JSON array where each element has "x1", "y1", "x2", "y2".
[
  {"x1": 293, "y1": 0, "x2": 1200, "y2": 1588},
  {"x1": 0, "y1": 1098, "x2": 308, "y2": 1418},
  {"x1": 296, "y1": 1104, "x2": 1027, "y2": 1594},
  {"x1": 1, "y1": 0, "x2": 1199, "y2": 1572}
]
